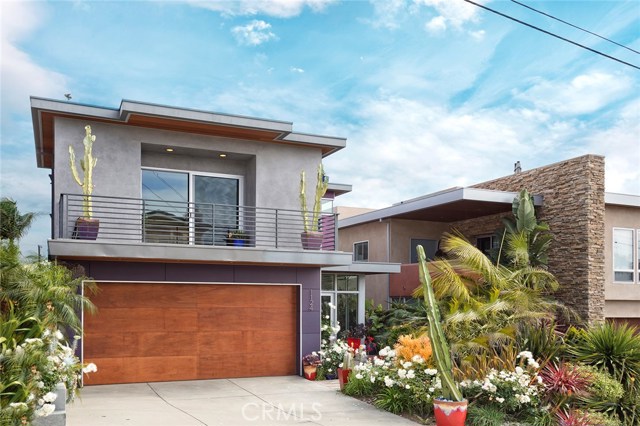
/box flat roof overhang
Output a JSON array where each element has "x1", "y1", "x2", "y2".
[
  {"x1": 605, "y1": 192, "x2": 640, "y2": 207},
  {"x1": 323, "y1": 261, "x2": 401, "y2": 275},
  {"x1": 48, "y1": 239, "x2": 353, "y2": 268},
  {"x1": 339, "y1": 187, "x2": 543, "y2": 227},
  {"x1": 31, "y1": 97, "x2": 346, "y2": 168}
]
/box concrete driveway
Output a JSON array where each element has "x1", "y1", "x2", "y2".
[{"x1": 67, "y1": 376, "x2": 418, "y2": 425}]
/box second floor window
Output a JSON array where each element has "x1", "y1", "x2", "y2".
[
  {"x1": 613, "y1": 228, "x2": 639, "y2": 283},
  {"x1": 353, "y1": 241, "x2": 368, "y2": 262}
]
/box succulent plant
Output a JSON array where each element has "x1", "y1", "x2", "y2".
[
  {"x1": 299, "y1": 163, "x2": 328, "y2": 233},
  {"x1": 69, "y1": 125, "x2": 97, "y2": 218}
]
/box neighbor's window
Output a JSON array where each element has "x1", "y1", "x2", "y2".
[
  {"x1": 353, "y1": 241, "x2": 368, "y2": 262},
  {"x1": 613, "y1": 228, "x2": 636, "y2": 283},
  {"x1": 476, "y1": 235, "x2": 499, "y2": 257}
]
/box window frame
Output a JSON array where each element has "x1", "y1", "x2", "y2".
[
  {"x1": 612, "y1": 227, "x2": 638, "y2": 284},
  {"x1": 353, "y1": 240, "x2": 369, "y2": 262}
]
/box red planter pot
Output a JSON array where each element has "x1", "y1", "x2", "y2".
[
  {"x1": 337, "y1": 367, "x2": 351, "y2": 391},
  {"x1": 346, "y1": 337, "x2": 362, "y2": 351},
  {"x1": 433, "y1": 399, "x2": 468, "y2": 426},
  {"x1": 303, "y1": 365, "x2": 317, "y2": 381}
]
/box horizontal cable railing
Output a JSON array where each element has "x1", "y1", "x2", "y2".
[{"x1": 59, "y1": 194, "x2": 337, "y2": 251}]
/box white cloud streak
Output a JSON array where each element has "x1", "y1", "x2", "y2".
[
  {"x1": 188, "y1": 0, "x2": 336, "y2": 18},
  {"x1": 231, "y1": 20, "x2": 277, "y2": 46}
]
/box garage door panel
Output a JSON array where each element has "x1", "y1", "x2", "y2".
[
  {"x1": 164, "y1": 309, "x2": 198, "y2": 332},
  {"x1": 198, "y1": 307, "x2": 262, "y2": 331},
  {"x1": 85, "y1": 283, "x2": 298, "y2": 384}
]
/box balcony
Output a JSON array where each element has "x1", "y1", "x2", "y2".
[{"x1": 51, "y1": 194, "x2": 351, "y2": 267}]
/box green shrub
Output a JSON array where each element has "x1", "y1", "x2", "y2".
[
  {"x1": 467, "y1": 404, "x2": 506, "y2": 426},
  {"x1": 567, "y1": 322, "x2": 640, "y2": 392},
  {"x1": 374, "y1": 387, "x2": 412, "y2": 414},
  {"x1": 576, "y1": 365, "x2": 624, "y2": 413},
  {"x1": 343, "y1": 372, "x2": 375, "y2": 397}
]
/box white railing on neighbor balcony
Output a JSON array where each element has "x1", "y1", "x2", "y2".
[{"x1": 59, "y1": 194, "x2": 337, "y2": 251}]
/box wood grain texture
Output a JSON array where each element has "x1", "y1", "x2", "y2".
[{"x1": 84, "y1": 283, "x2": 298, "y2": 384}]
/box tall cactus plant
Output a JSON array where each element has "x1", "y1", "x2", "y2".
[
  {"x1": 417, "y1": 245, "x2": 464, "y2": 402},
  {"x1": 69, "y1": 125, "x2": 97, "y2": 219},
  {"x1": 299, "y1": 164, "x2": 329, "y2": 233}
]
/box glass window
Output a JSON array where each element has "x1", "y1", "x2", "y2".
[
  {"x1": 353, "y1": 241, "x2": 368, "y2": 262},
  {"x1": 410, "y1": 239, "x2": 438, "y2": 263},
  {"x1": 193, "y1": 175, "x2": 239, "y2": 245},
  {"x1": 142, "y1": 170, "x2": 189, "y2": 244},
  {"x1": 613, "y1": 229, "x2": 634, "y2": 283},
  {"x1": 322, "y1": 274, "x2": 335, "y2": 291},
  {"x1": 337, "y1": 275, "x2": 358, "y2": 291},
  {"x1": 337, "y1": 293, "x2": 358, "y2": 333}
]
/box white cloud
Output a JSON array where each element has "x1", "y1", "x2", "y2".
[
  {"x1": 231, "y1": 20, "x2": 277, "y2": 46},
  {"x1": 187, "y1": 0, "x2": 336, "y2": 18},
  {"x1": 416, "y1": 0, "x2": 481, "y2": 33},
  {"x1": 366, "y1": 0, "x2": 407, "y2": 30},
  {"x1": 516, "y1": 71, "x2": 634, "y2": 116},
  {"x1": 290, "y1": 67, "x2": 305, "y2": 73},
  {"x1": 0, "y1": 2, "x2": 69, "y2": 115},
  {"x1": 469, "y1": 29, "x2": 485, "y2": 41},
  {"x1": 425, "y1": 16, "x2": 447, "y2": 34}
]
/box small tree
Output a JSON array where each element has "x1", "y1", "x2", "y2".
[{"x1": 0, "y1": 198, "x2": 35, "y2": 244}]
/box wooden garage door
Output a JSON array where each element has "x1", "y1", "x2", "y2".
[{"x1": 84, "y1": 283, "x2": 298, "y2": 385}]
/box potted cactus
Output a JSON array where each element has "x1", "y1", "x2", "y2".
[
  {"x1": 337, "y1": 349, "x2": 355, "y2": 391},
  {"x1": 69, "y1": 125, "x2": 99, "y2": 240},
  {"x1": 299, "y1": 164, "x2": 328, "y2": 250},
  {"x1": 417, "y1": 245, "x2": 467, "y2": 426}
]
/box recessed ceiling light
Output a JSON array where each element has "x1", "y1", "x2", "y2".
[
  {"x1": 166, "y1": 148, "x2": 174, "y2": 152},
  {"x1": 219, "y1": 154, "x2": 227, "y2": 158}
]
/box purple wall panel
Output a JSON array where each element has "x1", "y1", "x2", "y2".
[
  {"x1": 88, "y1": 261, "x2": 166, "y2": 281},
  {"x1": 165, "y1": 263, "x2": 234, "y2": 282},
  {"x1": 234, "y1": 265, "x2": 298, "y2": 283}
]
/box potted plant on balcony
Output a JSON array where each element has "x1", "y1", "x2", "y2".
[
  {"x1": 226, "y1": 229, "x2": 249, "y2": 247},
  {"x1": 299, "y1": 164, "x2": 328, "y2": 250},
  {"x1": 417, "y1": 244, "x2": 468, "y2": 426},
  {"x1": 69, "y1": 125, "x2": 99, "y2": 240}
]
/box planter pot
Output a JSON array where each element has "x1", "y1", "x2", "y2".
[
  {"x1": 346, "y1": 337, "x2": 362, "y2": 351},
  {"x1": 325, "y1": 372, "x2": 338, "y2": 380},
  {"x1": 433, "y1": 398, "x2": 468, "y2": 426},
  {"x1": 337, "y1": 367, "x2": 351, "y2": 391},
  {"x1": 72, "y1": 217, "x2": 99, "y2": 240},
  {"x1": 301, "y1": 231, "x2": 323, "y2": 250},
  {"x1": 303, "y1": 365, "x2": 317, "y2": 381}
]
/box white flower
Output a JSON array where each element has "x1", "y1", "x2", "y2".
[
  {"x1": 384, "y1": 376, "x2": 394, "y2": 387},
  {"x1": 517, "y1": 351, "x2": 533, "y2": 360},
  {"x1": 42, "y1": 392, "x2": 57, "y2": 403},
  {"x1": 355, "y1": 373, "x2": 363, "y2": 380},
  {"x1": 424, "y1": 368, "x2": 438, "y2": 376},
  {"x1": 411, "y1": 355, "x2": 424, "y2": 364},
  {"x1": 54, "y1": 330, "x2": 64, "y2": 340},
  {"x1": 370, "y1": 376, "x2": 376, "y2": 383},
  {"x1": 496, "y1": 397, "x2": 505, "y2": 403},
  {"x1": 37, "y1": 381, "x2": 45, "y2": 389},
  {"x1": 405, "y1": 384, "x2": 410, "y2": 389},
  {"x1": 378, "y1": 347, "x2": 390, "y2": 357},
  {"x1": 82, "y1": 363, "x2": 98, "y2": 373},
  {"x1": 374, "y1": 358, "x2": 385, "y2": 366},
  {"x1": 9, "y1": 402, "x2": 28, "y2": 410},
  {"x1": 429, "y1": 387, "x2": 435, "y2": 392},
  {"x1": 515, "y1": 366, "x2": 524, "y2": 375},
  {"x1": 406, "y1": 370, "x2": 415, "y2": 379},
  {"x1": 402, "y1": 361, "x2": 412, "y2": 369},
  {"x1": 527, "y1": 358, "x2": 540, "y2": 369},
  {"x1": 397, "y1": 369, "x2": 407, "y2": 379},
  {"x1": 35, "y1": 403, "x2": 56, "y2": 417}
]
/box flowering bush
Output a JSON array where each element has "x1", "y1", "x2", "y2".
[
  {"x1": 344, "y1": 346, "x2": 441, "y2": 416},
  {"x1": 302, "y1": 353, "x2": 321, "y2": 366},
  {"x1": 317, "y1": 339, "x2": 348, "y2": 379},
  {"x1": 393, "y1": 334, "x2": 432, "y2": 364},
  {"x1": 459, "y1": 350, "x2": 542, "y2": 416}
]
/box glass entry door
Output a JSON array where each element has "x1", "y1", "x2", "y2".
[{"x1": 192, "y1": 175, "x2": 240, "y2": 245}]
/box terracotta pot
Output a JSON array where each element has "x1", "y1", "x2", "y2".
[
  {"x1": 72, "y1": 217, "x2": 99, "y2": 240},
  {"x1": 301, "y1": 231, "x2": 323, "y2": 250},
  {"x1": 303, "y1": 365, "x2": 317, "y2": 381},
  {"x1": 433, "y1": 399, "x2": 468, "y2": 426},
  {"x1": 346, "y1": 337, "x2": 362, "y2": 351},
  {"x1": 337, "y1": 367, "x2": 351, "y2": 391}
]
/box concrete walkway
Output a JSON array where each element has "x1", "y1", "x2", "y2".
[{"x1": 67, "y1": 376, "x2": 418, "y2": 425}]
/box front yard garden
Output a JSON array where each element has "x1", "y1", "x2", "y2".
[{"x1": 305, "y1": 190, "x2": 640, "y2": 426}]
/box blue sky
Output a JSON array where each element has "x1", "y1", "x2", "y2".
[{"x1": 1, "y1": 0, "x2": 639, "y2": 255}]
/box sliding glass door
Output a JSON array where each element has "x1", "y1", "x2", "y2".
[{"x1": 141, "y1": 168, "x2": 242, "y2": 245}]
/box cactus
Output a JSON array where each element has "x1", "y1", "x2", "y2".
[
  {"x1": 69, "y1": 125, "x2": 97, "y2": 218},
  {"x1": 417, "y1": 244, "x2": 464, "y2": 402},
  {"x1": 299, "y1": 164, "x2": 329, "y2": 233}
]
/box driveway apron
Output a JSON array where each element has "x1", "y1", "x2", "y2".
[{"x1": 66, "y1": 376, "x2": 418, "y2": 425}]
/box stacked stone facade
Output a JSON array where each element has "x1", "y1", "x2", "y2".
[{"x1": 467, "y1": 155, "x2": 606, "y2": 324}]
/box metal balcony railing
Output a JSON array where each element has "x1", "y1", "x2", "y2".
[{"x1": 59, "y1": 194, "x2": 337, "y2": 251}]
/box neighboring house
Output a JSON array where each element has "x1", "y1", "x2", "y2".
[
  {"x1": 30, "y1": 97, "x2": 398, "y2": 385},
  {"x1": 338, "y1": 155, "x2": 640, "y2": 326}
]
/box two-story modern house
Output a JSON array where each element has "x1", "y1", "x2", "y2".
[
  {"x1": 30, "y1": 97, "x2": 401, "y2": 385},
  {"x1": 338, "y1": 155, "x2": 640, "y2": 327}
]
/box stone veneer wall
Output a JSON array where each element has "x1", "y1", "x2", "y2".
[{"x1": 465, "y1": 155, "x2": 606, "y2": 324}]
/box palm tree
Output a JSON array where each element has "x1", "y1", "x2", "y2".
[{"x1": 0, "y1": 198, "x2": 36, "y2": 243}]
